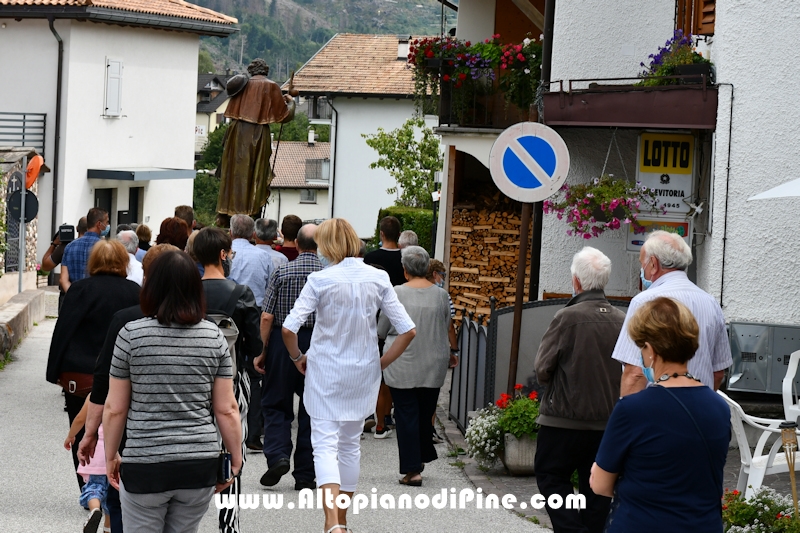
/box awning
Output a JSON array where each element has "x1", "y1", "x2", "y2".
[
  {"x1": 748, "y1": 178, "x2": 800, "y2": 201},
  {"x1": 87, "y1": 168, "x2": 195, "y2": 181}
]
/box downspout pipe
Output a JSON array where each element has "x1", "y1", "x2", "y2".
[
  {"x1": 327, "y1": 96, "x2": 339, "y2": 219},
  {"x1": 718, "y1": 83, "x2": 734, "y2": 307},
  {"x1": 47, "y1": 16, "x2": 64, "y2": 236}
]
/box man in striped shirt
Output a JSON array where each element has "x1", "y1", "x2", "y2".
[
  {"x1": 254, "y1": 223, "x2": 321, "y2": 490},
  {"x1": 612, "y1": 231, "x2": 732, "y2": 396}
]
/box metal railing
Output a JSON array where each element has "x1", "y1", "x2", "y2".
[{"x1": 0, "y1": 112, "x2": 46, "y2": 155}]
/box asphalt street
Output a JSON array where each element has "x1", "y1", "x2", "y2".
[{"x1": 0, "y1": 318, "x2": 547, "y2": 533}]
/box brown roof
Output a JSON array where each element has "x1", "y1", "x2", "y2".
[
  {"x1": 289, "y1": 34, "x2": 426, "y2": 96},
  {"x1": 0, "y1": 0, "x2": 236, "y2": 24},
  {"x1": 271, "y1": 141, "x2": 330, "y2": 189}
]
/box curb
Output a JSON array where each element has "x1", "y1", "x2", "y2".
[
  {"x1": 0, "y1": 289, "x2": 47, "y2": 355},
  {"x1": 435, "y1": 403, "x2": 552, "y2": 529}
]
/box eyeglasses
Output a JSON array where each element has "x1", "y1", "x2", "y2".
[{"x1": 436, "y1": 271, "x2": 447, "y2": 279}]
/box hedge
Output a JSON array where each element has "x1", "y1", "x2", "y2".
[{"x1": 373, "y1": 206, "x2": 434, "y2": 254}]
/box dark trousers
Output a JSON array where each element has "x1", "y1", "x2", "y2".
[
  {"x1": 534, "y1": 425, "x2": 611, "y2": 533},
  {"x1": 261, "y1": 327, "x2": 314, "y2": 482},
  {"x1": 247, "y1": 368, "x2": 263, "y2": 443},
  {"x1": 65, "y1": 392, "x2": 86, "y2": 491},
  {"x1": 388, "y1": 387, "x2": 439, "y2": 474},
  {"x1": 107, "y1": 485, "x2": 123, "y2": 533}
]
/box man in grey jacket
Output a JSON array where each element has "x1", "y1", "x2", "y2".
[{"x1": 533, "y1": 246, "x2": 626, "y2": 533}]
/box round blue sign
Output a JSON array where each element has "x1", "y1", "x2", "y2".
[{"x1": 502, "y1": 135, "x2": 557, "y2": 190}]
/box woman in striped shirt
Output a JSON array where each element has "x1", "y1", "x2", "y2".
[
  {"x1": 282, "y1": 218, "x2": 417, "y2": 533},
  {"x1": 103, "y1": 251, "x2": 242, "y2": 533}
]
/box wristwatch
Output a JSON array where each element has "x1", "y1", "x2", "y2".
[
  {"x1": 289, "y1": 352, "x2": 304, "y2": 363},
  {"x1": 450, "y1": 348, "x2": 460, "y2": 355}
]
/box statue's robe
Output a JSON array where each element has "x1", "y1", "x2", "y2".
[{"x1": 217, "y1": 75, "x2": 295, "y2": 216}]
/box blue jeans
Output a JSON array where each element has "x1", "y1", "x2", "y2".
[{"x1": 79, "y1": 474, "x2": 109, "y2": 514}]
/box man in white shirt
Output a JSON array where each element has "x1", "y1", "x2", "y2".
[
  {"x1": 255, "y1": 218, "x2": 289, "y2": 270},
  {"x1": 612, "y1": 230, "x2": 732, "y2": 396},
  {"x1": 116, "y1": 230, "x2": 143, "y2": 286}
]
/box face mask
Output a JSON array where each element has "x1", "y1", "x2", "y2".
[
  {"x1": 641, "y1": 354, "x2": 655, "y2": 384},
  {"x1": 317, "y1": 253, "x2": 330, "y2": 268},
  {"x1": 640, "y1": 267, "x2": 653, "y2": 290},
  {"x1": 222, "y1": 255, "x2": 232, "y2": 278},
  {"x1": 100, "y1": 224, "x2": 110, "y2": 237},
  {"x1": 435, "y1": 280, "x2": 445, "y2": 288}
]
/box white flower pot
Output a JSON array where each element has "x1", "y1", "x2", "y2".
[{"x1": 501, "y1": 433, "x2": 536, "y2": 476}]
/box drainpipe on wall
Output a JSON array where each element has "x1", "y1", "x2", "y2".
[
  {"x1": 527, "y1": 0, "x2": 556, "y2": 301},
  {"x1": 47, "y1": 16, "x2": 64, "y2": 236},
  {"x1": 327, "y1": 96, "x2": 339, "y2": 219},
  {"x1": 717, "y1": 83, "x2": 735, "y2": 307}
]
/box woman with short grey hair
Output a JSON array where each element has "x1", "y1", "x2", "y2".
[{"x1": 378, "y1": 246, "x2": 456, "y2": 486}]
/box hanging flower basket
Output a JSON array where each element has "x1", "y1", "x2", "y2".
[{"x1": 543, "y1": 174, "x2": 663, "y2": 239}]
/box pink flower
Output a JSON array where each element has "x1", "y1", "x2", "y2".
[
  {"x1": 500, "y1": 64, "x2": 507, "y2": 69},
  {"x1": 583, "y1": 233, "x2": 592, "y2": 239},
  {"x1": 581, "y1": 209, "x2": 589, "y2": 216},
  {"x1": 583, "y1": 198, "x2": 590, "y2": 204}
]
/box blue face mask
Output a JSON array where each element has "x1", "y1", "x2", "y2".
[
  {"x1": 640, "y1": 267, "x2": 653, "y2": 290},
  {"x1": 317, "y1": 253, "x2": 330, "y2": 268},
  {"x1": 641, "y1": 354, "x2": 655, "y2": 384},
  {"x1": 100, "y1": 224, "x2": 110, "y2": 237},
  {"x1": 435, "y1": 280, "x2": 444, "y2": 288}
]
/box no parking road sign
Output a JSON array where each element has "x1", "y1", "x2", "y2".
[{"x1": 489, "y1": 122, "x2": 570, "y2": 203}]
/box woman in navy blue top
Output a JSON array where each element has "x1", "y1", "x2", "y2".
[{"x1": 591, "y1": 297, "x2": 730, "y2": 533}]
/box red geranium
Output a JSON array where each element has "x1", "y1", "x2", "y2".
[
  {"x1": 514, "y1": 383, "x2": 523, "y2": 390},
  {"x1": 529, "y1": 391, "x2": 538, "y2": 400}
]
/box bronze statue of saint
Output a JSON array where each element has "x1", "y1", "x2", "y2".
[{"x1": 216, "y1": 59, "x2": 295, "y2": 221}]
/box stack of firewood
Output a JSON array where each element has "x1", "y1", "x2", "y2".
[{"x1": 448, "y1": 207, "x2": 531, "y2": 317}]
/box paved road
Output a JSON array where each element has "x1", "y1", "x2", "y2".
[{"x1": 0, "y1": 318, "x2": 547, "y2": 533}]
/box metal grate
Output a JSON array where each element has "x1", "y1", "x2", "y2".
[
  {"x1": 0, "y1": 112, "x2": 46, "y2": 156},
  {"x1": 741, "y1": 352, "x2": 757, "y2": 363}
]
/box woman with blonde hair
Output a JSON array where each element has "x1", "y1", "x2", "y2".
[
  {"x1": 282, "y1": 218, "x2": 416, "y2": 533},
  {"x1": 590, "y1": 297, "x2": 729, "y2": 532},
  {"x1": 46, "y1": 240, "x2": 141, "y2": 493}
]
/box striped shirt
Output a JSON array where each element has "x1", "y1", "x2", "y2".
[
  {"x1": 110, "y1": 317, "x2": 232, "y2": 464},
  {"x1": 283, "y1": 257, "x2": 415, "y2": 421},
  {"x1": 262, "y1": 251, "x2": 322, "y2": 327},
  {"x1": 612, "y1": 271, "x2": 732, "y2": 388}
]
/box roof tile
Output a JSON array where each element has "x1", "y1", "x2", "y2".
[
  {"x1": 271, "y1": 141, "x2": 330, "y2": 189},
  {"x1": 0, "y1": 0, "x2": 236, "y2": 24},
  {"x1": 289, "y1": 33, "x2": 432, "y2": 96}
]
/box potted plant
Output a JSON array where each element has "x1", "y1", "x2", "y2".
[
  {"x1": 498, "y1": 35, "x2": 542, "y2": 114},
  {"x1": 723, "y1": 486, "x2": 800, "y2": 532},
  {"x1": 497, "y1": 384, "x2": 539, "y2": 475},
  {"x1": 464, "y1": 385, "x2": 540, "y2": 474},
  {"x1": 639, "y1": 29, "x2": 714, "y2": 86},
  {"x1": 543, "y1": 174, "x2": 663, "y2": 239}
]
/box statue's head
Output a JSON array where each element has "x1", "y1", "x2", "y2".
[{"x1": 247, "y1": 59, "x2": 269, "y2": 77}]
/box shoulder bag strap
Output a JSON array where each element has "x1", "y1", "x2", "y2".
[{"x1": 657, "y1": 385, "x2": 723, "y2": 500}]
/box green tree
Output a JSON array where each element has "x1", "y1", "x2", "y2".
[
  {"x1": 193, "y1": 172, "x2": 220, "y2": 227},
  {"x1": 362, "y1": 118, "x2": 442, "y2": 210},
  {"x1": 268, "y1": 0, "x2": 277, "y2": 17},
  {"x1": 197, "y1": 123, "x2": 229, "y2": 170},
  {"x1": 198, "y1": 49, "x2": 214, "y2": 73}
]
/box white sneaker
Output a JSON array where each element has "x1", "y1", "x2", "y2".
[
  {"x1": 84, "y1": 508, "x2": 102, "y2": 533},
  {"x1": 374, "y1": 427, "x2": 392, "y2": 439}
]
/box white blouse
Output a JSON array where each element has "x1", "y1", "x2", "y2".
[{"x1": 283, "y1": 257, "x2": 415, "y2": 421}]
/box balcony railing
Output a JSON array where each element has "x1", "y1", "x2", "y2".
[{"x1": 0, "y1": 112, "x2": 46, "y2": 155}]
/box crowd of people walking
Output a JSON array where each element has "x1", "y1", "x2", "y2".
[{"x1": 45, "y1": 203, "x2": 736, "y2": 533}]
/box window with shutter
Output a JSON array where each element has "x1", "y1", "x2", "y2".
[
  {"x1": 676, "y1": 0, "x2": 714, "y2": 36},
  {"x1": 105, "y1": 58, "x2": 123, "y2": 117}
]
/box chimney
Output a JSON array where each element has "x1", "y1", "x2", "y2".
[
  {"x1": 397, "y1": 36, "x2": 411, "y2": 60},
  {"x1": 308, "y1": 129, "x2": 316, "y2": 146}
]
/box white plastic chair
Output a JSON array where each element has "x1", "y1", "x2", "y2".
[
  {"x1": 782, "y1": 350, "x2": 800, "y2": 423},
  {"x1": 718, "y1": 390, "x2": 800, "y2": 499}
]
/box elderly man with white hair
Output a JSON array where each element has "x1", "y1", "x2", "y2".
[
  {"x1": 612, "y1": 230, "x2": 732, "y2": 396},
  {"x1": 116, "y1": 230, "x2": 143, "y2": 286},
  {"x1": 533, "y1": 246, "x2": 626, "y2": 533}
]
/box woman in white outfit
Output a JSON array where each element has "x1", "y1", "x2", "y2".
[{"x1": 282, "y1": 218, "x2": 416, "y2": 533}]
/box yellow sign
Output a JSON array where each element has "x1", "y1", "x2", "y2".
[{"x1": 638, "y1": 133, "x2": 694, "y2": 174}]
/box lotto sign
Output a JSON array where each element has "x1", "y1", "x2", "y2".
[
  {"x1": 489, "y1": 122, "x2": 570, "y2": 203},
  {"x1": 636, "y1": 132, "x2": 695, "y2": 215}
]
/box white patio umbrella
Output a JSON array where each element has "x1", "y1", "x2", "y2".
[{"x1": 748, "y1": 178, "x2": 800, "y2": 201}]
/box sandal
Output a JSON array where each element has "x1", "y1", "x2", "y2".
[
  {"x1": 399, "y1": 473, "x2": 422, "y2": 487},
  {"x1": 325, "y1": 525, "x2": 348, "y2": 533}
]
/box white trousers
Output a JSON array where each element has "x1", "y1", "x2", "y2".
[{"x1": 310, "y1": 418, "x2": 363, "y2": 492}]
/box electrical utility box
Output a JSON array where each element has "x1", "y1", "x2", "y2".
[{"x1": 727, "y1": 322, "x2": 800, "y2": 395}]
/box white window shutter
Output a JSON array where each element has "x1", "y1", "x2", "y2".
[{"x1": 105, "y1": 59, "x2": 123, "y2": 117}]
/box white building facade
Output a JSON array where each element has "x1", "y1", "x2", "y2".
[{"x1": 0, "y1": 1, "x2": 236, "y2": 260}]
